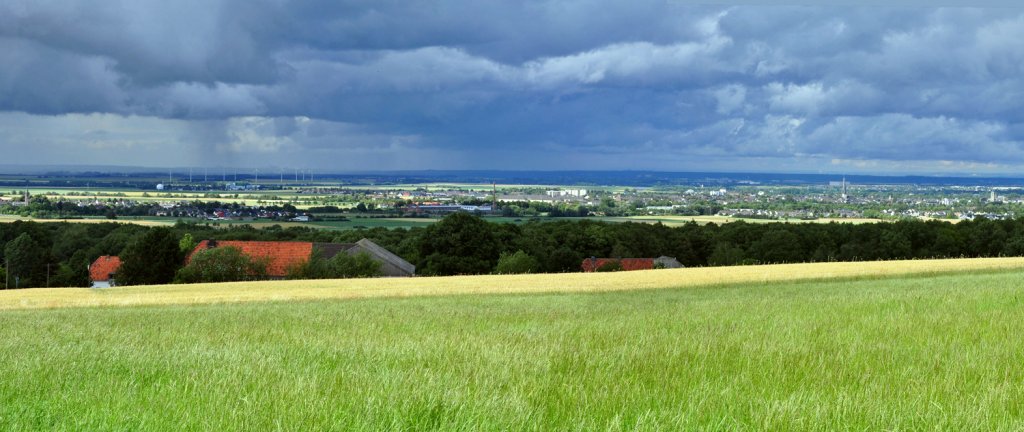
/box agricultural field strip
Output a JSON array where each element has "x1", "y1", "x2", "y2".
[
  {"x1": 0, "y1": 214, "x2": 907, "y2": 230},
  {"x1": 2, "y1": 257, "x2": 1022, "y2": 310},
  {"x1": 0, "y1": 215, "x2": 173, "y2": 226}
]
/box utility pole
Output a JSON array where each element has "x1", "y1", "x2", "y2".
[
  {"x1": 5, "y1": 257, "x2": 8, "y2": 290},
  {"x1": 46, "y1": 263, "x2": 50, "y2": 288}
]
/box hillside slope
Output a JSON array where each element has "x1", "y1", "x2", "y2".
[
  {"x1": 3, "y1": 257, "x2": 1024, "y2": 310},
  {"x1": 2, "y1": 268, "x2": 1023, "y2": 429}
]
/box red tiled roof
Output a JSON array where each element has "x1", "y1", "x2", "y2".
[
  {"x1": 581, "y1": 258, "x2": 654, "y2": 272},
  {"x1": 189, "y1": 240, "x2": 314, "y2": 277},
  {"x1": 89, "y1": 256, "x2": 122, "y2": 281}
]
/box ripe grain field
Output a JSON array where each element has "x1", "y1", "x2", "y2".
[
  {"x1": 2, "y1": 257, "x2": 1023, "y2": 310},
  {"x1": 3, "y1": 260, "x2": 1024, "y2": 429}
]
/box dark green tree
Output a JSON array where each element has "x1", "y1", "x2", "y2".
[
  {"x1": 878, "y1": 230, "x2": 912, "y2": 260},
  {"x1": 3, "y1": 233, "x2": 48, "y2": 288},
  {"x1": 417, "y1": 212, "x2": 499, "y2": 275},
  {"x1": 708, "y1": 242, "x2": 745, "y2": 266},
  {"x1": 748, "y1": 228, "x2": 804, "y2": 264},
  {"x1": 50, "y1": 224, "x2": 92, "y2": 262},
  {"x1": 54, "y1": 263, "x2": 90, "y2": 287},
  {"x1": 117, "y1": 227, "x2": 183, "y2": 286},
  {"x1": 546, "y1": 246, "x2": 582, "y2": 273}
]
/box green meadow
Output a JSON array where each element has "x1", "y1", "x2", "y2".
[{"x1": 3, "y1": 269, "x2": 1024, "y2": 430}]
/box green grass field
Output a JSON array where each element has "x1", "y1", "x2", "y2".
[{"x1": 2, "y1": 261, "x2": 1024, "y2": 429}]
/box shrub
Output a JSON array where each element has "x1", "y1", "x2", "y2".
[
  {"x1": 175, "y1": 246, "x2": 268, "y2": 283},
  {"x1": 495, "y1": 250, "x2": 539, "y2": 274},
  {"x1": 288, "y1": 250, "x2": 382, "y2": 280},
  {"x1": 596, "y1": 260, "x2": 623, "y2": 272}
]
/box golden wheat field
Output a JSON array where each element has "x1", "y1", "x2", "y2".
[
  {"x1": 0, "y1": 215, "x2": 174, "y2": 226},
  {"x1": 2, "y1": 257, "x2": 1022, "y2": 310}
]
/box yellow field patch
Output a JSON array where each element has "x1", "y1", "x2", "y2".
[
  {"x1": 626, "y1": 215, "x2": 955, "y2": 225},
  {"x1": 0, "y1": 215, "x2": 173, "y2": 226},
  {"x1": 2, "y1": 257, "x2": 1022, "y2": 310}
]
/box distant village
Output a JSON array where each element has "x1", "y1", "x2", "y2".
[{"x1": 1, "y1": 178, "x2": 1020, "y2": 222}]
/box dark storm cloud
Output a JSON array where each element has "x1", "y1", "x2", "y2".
[{"x1": 2, "y1": 1, "x2": 1024, "y2": 172}]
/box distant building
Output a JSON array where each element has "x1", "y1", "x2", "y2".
[
  {"x1": 407, "y1": 204, "x2": 492, "y2": 214},
  {"x1": 841, "y1": 177, "x2": 849, "y2": 203},
  {"x1": 156, "y1": 183, "x2": 165, "y2": 191},
  {"x1": 89, "y1": 255, "x2": 122, "y2": 288},
  {"x1": 581, "y1": 256, "x2": 683, "y2": 272},
  {"x1": 545, "y1": 189, "x2": 588, "y2": 198},
  {"x1": 224, "y1": 182, "x2": 261, "y2": 191},
  {"x1": 582, "y1": 258, "x2": 649, "y2": 272},
  {"x1": 654, "y1": 256, "x2": 683, "y2": 269}
]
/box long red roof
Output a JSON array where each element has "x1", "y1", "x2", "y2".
[
  {"x1": 89, "y1": 256, "x2": 122, "y2": 281},
  {"x1": 189, "y1": 240, "x2": 313, "y2": 277},
  {"x1": 581, "y1": 258, "x2": 654, "y2": 272}
]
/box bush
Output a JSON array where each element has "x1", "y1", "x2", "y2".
[
  {"x1": 494, "y1": 250, "x2": 539, "y2": 274},
  {"x1": 596, "y1": 260, "x2": 623, "y2": 272},
  {"x1": 288, "y1": 250, "x2": 382, "y2": 279},
  {"x1": 175, "y1": 246, "x2": 268, "y2": 283}
]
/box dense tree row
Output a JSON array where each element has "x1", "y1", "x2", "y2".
[
  {"x1": 1, "y1": 196, "x2": 305, "y2": 220},
  {"x1": 1, "y1": 213, "x2": 1023, "y2": 287}
]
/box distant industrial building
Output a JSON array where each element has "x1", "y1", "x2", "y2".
[
  {"x1": 407, "y1": 204, "x2": 492, "y2": 214},
  {"x1": 545, "y1": 189, "x2": 588, "y2": 198}
]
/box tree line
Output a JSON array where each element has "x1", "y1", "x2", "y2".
[{"x1": 1, "y1": 213, "x2": 1022, "y2": 287}]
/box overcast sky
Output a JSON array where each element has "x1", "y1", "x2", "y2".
[{"x1": 2, "y1": 1, "x2": 1024, "y2": 174}]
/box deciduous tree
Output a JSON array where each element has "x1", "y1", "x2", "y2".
[
  {"x1": 117, "y1": 228, "x2": 183, "y2": 286},
  {"x1": 3, "y1": 233, "x2": 48, "y2": 288}
]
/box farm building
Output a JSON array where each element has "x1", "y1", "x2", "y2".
[
  {"x1": 89, "y1": 255, "x2": 122, "y2": 288},
  {"x1": 581, "y1": 256, "x2": 682, "y2": 272},
  {"x1": 188, "y1": 238, "x2": 415, "y2": 278}
]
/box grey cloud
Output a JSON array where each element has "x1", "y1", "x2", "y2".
[
  {"x1": 1, "y1": 3, "x2": 1024, "y2": 173},
  {"x1": 0, "y1": 37, "x2": 124, "y2": 114},
  {"x1": 0, "y1": 0, "x2": 287, "y2": 86}
]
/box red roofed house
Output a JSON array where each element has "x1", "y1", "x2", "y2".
[
  {"x1": 187, "y1": 238, "x2": 415, "y2": 278},
  {"x1": 581, "y1": 256, "x2": 682, "y2": 272},
  {"x1": 189, "y1": 240, "x2": 312, "y2": 277},
  {"x1": 90, "y1": 255, "x2": 122, "y2": 288}
]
